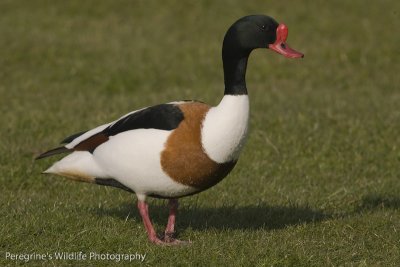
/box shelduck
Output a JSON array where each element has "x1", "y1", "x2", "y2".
[{"x1": 37, "y1": 15, "x2": 303, "y2": 245}]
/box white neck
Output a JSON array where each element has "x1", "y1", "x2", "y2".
[{"x1": 201, "y1": 95, "x2": 250, "y2": 163}]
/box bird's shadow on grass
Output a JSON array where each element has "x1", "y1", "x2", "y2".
[
  {"x1": 94, "y1": 202, "x2": 330, "y2": 231},
  {"x1": 91, "y1": 193, "x2": 399, "y2": 234},
  {"x1": 356, "y1": 194, "x2": 400, "y2": 212}
]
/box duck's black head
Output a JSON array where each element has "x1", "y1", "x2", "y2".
[
  {"x1": 222, "y1": 15, "x2": 303, "y2": 95},
  {"x1": 223, "y1": 15, "x2": 303, "y2": 59}
]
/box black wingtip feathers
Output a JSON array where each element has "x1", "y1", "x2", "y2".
[{"x1": 35, "y1": 146, "x2": 71, "y2": 160}]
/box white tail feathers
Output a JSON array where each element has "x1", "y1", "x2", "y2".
[{"x1": 43, "y1": 151, "x2": 108, "y2": 183}]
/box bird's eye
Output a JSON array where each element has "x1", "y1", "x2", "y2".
[{"x1": 261, "y1": 25, "x2": 266, "y2": 30}]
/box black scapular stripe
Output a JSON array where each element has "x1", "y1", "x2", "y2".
[
  {"x1": 60, "y1": 104, "x2": 183, "y2": 145},
  {"x1": 60, "y1": 130, "x2": 88, "y2": 144},
  {"x1": 103, "y1": 104, "x2": 184, "y2": 136}
]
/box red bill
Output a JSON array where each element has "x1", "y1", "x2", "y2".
[{"x1": 269, "y1": 23, "x2": 304, "y2": 58}]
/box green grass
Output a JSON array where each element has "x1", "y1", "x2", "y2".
[{"x1": 1, "y1": 0, "x2": 399, "y2": 266}]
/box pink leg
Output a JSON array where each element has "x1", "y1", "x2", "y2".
[
  {"x1": 137, "y1": 199, "x2": 190, "y2": 245},
  {"x1": 164, "y1": 199, "x2": 178, "y2": 242},
  {"x1": 163, "y1": 199, "x2": 191, "y2": 244},
  {"x1": 137, "y1": 200, "x2": 163, "y2": 244}
]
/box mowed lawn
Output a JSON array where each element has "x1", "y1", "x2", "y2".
[{"x1": 1, "y1": 0, "x2": 399, "y2": 266}]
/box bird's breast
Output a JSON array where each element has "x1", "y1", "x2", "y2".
[{"x1": 161, "y1": 102, "x2": 237, "y2": 191}]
